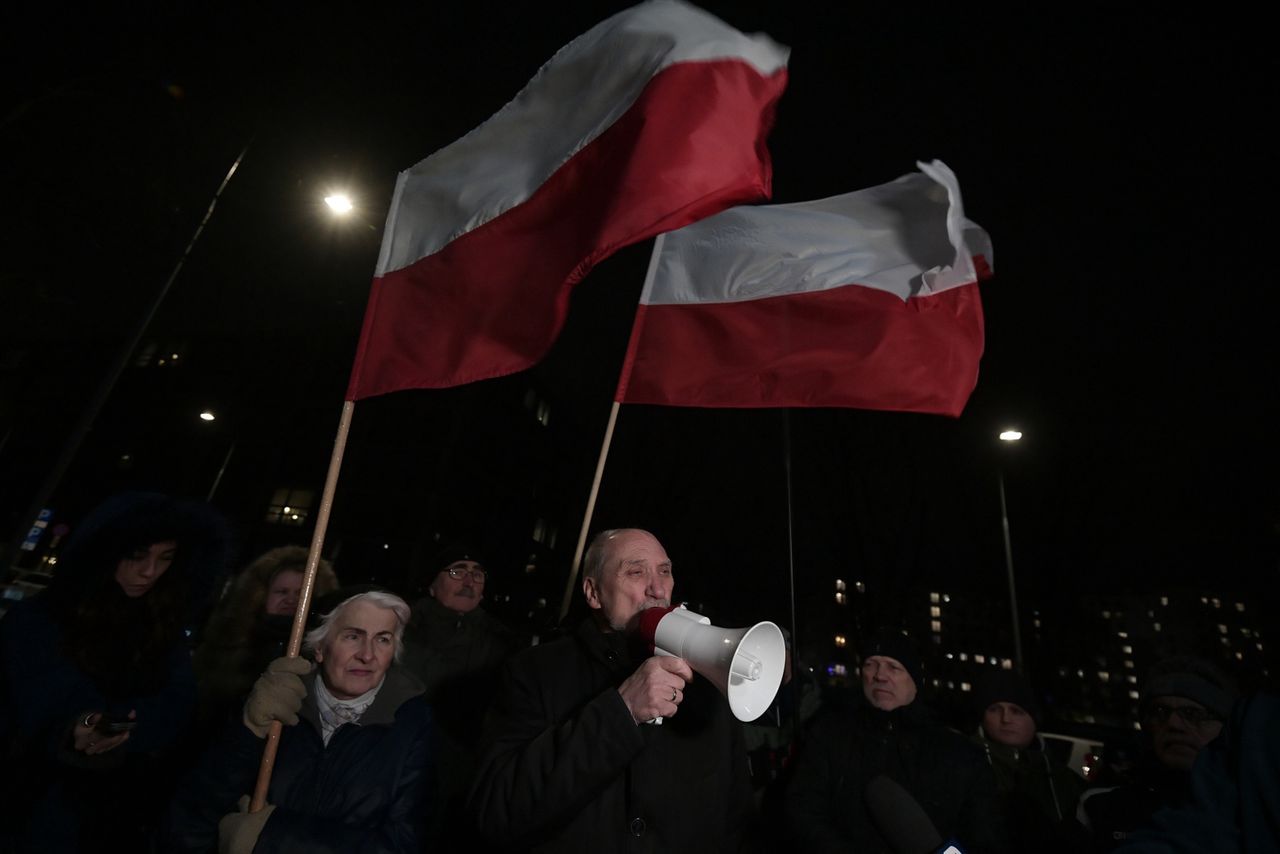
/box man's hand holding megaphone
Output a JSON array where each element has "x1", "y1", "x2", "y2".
[{"x1": 617, "y1": 655, "x2": 694, "y2": 723}]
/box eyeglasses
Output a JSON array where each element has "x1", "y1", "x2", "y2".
[
  {"x1": 446, "y1": 566, "x2": 487, "y2": 583},
  {"x1": 1147, "y1": 703, "x2": 1220, "y2": 728}
]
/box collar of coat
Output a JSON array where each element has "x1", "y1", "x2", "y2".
[{"x1": 299, "y1": 665, "x2": 426, "y2": 731}]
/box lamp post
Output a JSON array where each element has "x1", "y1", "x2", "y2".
[{"x1": 998, "y1": 429, "x2": 1024, "y2": 672}]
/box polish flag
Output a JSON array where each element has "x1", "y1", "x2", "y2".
[
  {"x1": 615, "y1": 161, "x2": 992, "y2": 417},
  {"x1": 345, "y1": 0, "x2": 789, "y2": 400}
]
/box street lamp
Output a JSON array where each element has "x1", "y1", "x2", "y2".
[
  {"x1": 324, "y1": 192, "x2": 354, "y2": 215},
  {"x1": 199, "y1": 410, "x2": 216, "y2": 422},
  {"x1": 997, "y1": 428, "x2": 1024, "y2": 672}
]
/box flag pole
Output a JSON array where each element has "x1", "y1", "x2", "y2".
[
  {"x1": 250, "y1": 399, "x2": 355, "y2": 812},
  {"x1": 556, "y1": 235, "x2": 666, "y2": 622},
  {"x1": 557, "y1": 400, "x2": 621, "y2": 621},
  {"x1": 782, "y1": 410, "x2": 799, "y2": 666}
]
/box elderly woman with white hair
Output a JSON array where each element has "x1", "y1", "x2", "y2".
[{"x1": 165, "y1": 589, "x2": 436, "y2": 854}]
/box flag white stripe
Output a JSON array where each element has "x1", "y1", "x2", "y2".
[{"x1": 376, "y1": 0, "x2": 788, "y2": 276}]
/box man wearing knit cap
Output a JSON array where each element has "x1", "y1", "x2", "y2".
[
  {"x1": 1078, "y1": 655, "x2": 1237, "y2": 851},
  {"x1": 972, "y1": 670, "x2": 1086, "y2": 852},
  {"x1": 786, "y1": 628, "x2": 1012, "y2": 852},
  {"x1": 401, "y1": 545, "x2": 517, "y2": 852}
]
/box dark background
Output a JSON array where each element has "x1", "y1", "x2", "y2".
[{"x1": 2, "y1": 4, "x2": 1275, "y2": 661}]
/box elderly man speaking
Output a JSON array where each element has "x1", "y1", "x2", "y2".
[
  {"x1": 166, "y1": 590, "x2": 435, "y2": 853},
  {"x1": 470, "y1": 528, "x2": 751, "y2": 853}
]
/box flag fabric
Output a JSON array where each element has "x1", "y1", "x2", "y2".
[
  {"x1": 615, "y1": 160, "x2": 993, "y2": 417},
  {"x1": 345, "y1": 0, "x2": 789, "y2": 400}
]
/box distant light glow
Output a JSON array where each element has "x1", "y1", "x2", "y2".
[
  {"x1": 999, "y1": 430, "x2": 1023, "y2": 442},
  {"x1": 199, "y1": 411, "x2": 216, "y2": 422},
  {"x1": 325, "y1": 193, "x2": 354, "y2": 214}
]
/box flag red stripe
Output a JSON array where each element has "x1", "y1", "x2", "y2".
[
  {"x1": 616, "y1": 282, "x2": 985, "y2": 416},
  {"x1": 346, "y1": 60, "x2": 787, "y2": 400}
]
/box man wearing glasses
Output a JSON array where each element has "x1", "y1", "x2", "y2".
[
  {"x1": 1078, "y1": 656, "x2": 1236, "y2": 850},
  {"x1": 402, "y1": 546, "x2": 518, "y2": 851}
]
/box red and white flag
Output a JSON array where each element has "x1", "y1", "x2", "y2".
[
  {"x1": 346, "y1": 0, "x2": 789, "y2": 400},
  {"x1": 615, "y1": 160, "x2": 992, "y2": 416}
]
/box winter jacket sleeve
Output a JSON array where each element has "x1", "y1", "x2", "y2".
[
  {"x1": 783, "y1": 712, "x2": 857, "y2": 854},
  {"x1": 468, "y1": 653, "x2": 647, "y2": 846}
]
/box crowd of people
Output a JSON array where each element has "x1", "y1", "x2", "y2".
[{"x1": 0, "y1": 493, "x2": 1274, "y2": 853}]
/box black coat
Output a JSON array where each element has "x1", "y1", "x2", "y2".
[
  {"x1": 785, "y1": 699, "x2": 1012, "y2": 853},
  {"x1": 165, "y1": 667, "x2": 435, "y2": 854},
  {"x1": 469, "y1": 619, "x2": 752, "y2": 853}
]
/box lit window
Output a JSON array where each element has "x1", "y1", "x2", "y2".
[
  {"x1": 855, "y1": 581, "x2": 865, "y2": 593},
  {"x1": 930, "y1": 592, "x2": 940, "y2": 603},
  {"x1": 1129, "y1": 690, "x2": 1140, "y2": 699},
  {"x1": 1076, "y1": 669, "x2": 1085, "y2": 678},
  {"x1": 943, "y1": 594, "x2": 951, "y2": 603},
  {"x1": 1154, "y1": 622, "x2": 1162, "y2": 632},
  {"x1": 1102, "y1": 610, "x2": 1111, "y2": 619},
  {"x1": 1236, "y1": 652, "x2": 1244, "y2": 661},
  {"x1": 960, "y1": 682, "x2": 971, "y2": 692},
  {"x1": 1235, "y1": 602, "x2": 1245, "y2": 612},
  {"x1": 1147, "y1": 610, "x2": 1155, "y2": 618},
  {"x1": 930, "y1": 606, "x2": 941, "y2": 618},
  {"x1": 932, "y1": 678, "x2": 941, "y2": 687},
  {"x1": 1201, "y1": 596, "x2": 1209, "y2": 605},
  {"x1": 1124, "y1": 660, "x2": 1134, "y2": 669},
  {"x1": 975, "y1": 655, "x2": 986, "y2": 664},
  {"x1": 1242, "y1": 628, "x2": 1252, "y2": 637},
  {"x1": 1122, "y1": 645, "x2": 1133, "y2": 654},
  {"x1": 1218, "y1": 624, "x2": 1229, "y2": 634},
  {"x1": 1212, "y1": 598, "x2": 1221, "y2": 609},
  {"x1": 836, "y1": 579, "x2": 847, "y2": 592},
  {"x1": 1118, "y1": 631, "x2": 1129, "y2": 639},
  {"x1": 1127, "y1": 675, "x2": 1137, "y2": 684},
  {"x1": 1160, "y1": 596, "x2": 1169, "y2": 606},
  {"x1": 947, "y1": 681, "x2": 955, "y2": 690},
  {"x1": 930, "y1": 620, "x2": 942, "y2": 632},
  {"x1": 1034, "y1": 619, "x2": 1042, "y2": 628},
  {"x1": 1133, "y1": 721, "x2": 1142, "y2": 731},
  {"x1": 1001, "y1": 659, "x2": 1013, "y2": 670},
  {"x1": 533, "y1": 518, "x2": 548, "y2": 543},
  {"x1": 265, "y1": 488, "x2": 314, "y2": 526},
  {"x1": 827, "y1": 663, "x2": 848, "y2": 677},
  {"x1": 834, "y1": 635, "x2": 847, "y2": 648},
  {"x1": 1098, "y1": 671, "x2": 1110, "y2": 682},
  {"x1": 835, "y1": 592, "x2": 846, "y2": 605},
  {"x1": 959, "y1": 653, "x2": 968, "y2": 662}
]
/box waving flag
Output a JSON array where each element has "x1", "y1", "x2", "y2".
[
  {"x1": 616, "y1": 161, "x2": 992, "y2": 416},
  {"x1": 346, "y1": 0, "x2": 789, "y2": 400}
]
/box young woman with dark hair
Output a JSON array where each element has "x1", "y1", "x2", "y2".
[{"x1": 0, "y1": 492, "x2": 230, "y2": 853}]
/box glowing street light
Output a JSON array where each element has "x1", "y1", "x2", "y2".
[
  {"x1": 199, "y1": 410, "x2": 216, "y2": 422},
  {"x1": 999, "y1": 429, "x2": 1022, "y2": 442},
  {"x1": 324, "y1": 193, "x2": 354, "y2": 215}
]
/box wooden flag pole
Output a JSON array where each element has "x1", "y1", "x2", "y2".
[
  {"x1": 250, "y1": 399, "x2": 355, "y2": 812},
  {"x1": 557, "y1": 400, "x2": 621, "y2": 622}
]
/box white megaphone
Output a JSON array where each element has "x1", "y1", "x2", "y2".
[{"x1": 637, "y1": 605, "x2": 786, "y2": 722}]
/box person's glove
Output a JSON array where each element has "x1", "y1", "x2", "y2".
[
  {"x1": 243, "y1": 656, "x2": 312, "y2": 737},
  {"x1": 218, "y1": 795, "x2": 274, "y2": 854}
]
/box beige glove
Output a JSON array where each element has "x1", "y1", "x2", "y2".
[
  {"x1": 243, "y1": 656, "x2": 312, "y2": 738},
  {"x1": 218, "y1": 794, "x2": 274, "y2": 854}
]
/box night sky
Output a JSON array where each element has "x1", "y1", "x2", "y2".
[{"x1": 3, "y1": 5, "x2": 1276, "y2": 632}]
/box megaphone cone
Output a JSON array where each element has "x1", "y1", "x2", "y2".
[{"x1": 638, "y1": 606, "x2": 786, "y2": 722}]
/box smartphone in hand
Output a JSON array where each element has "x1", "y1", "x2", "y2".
[{"x1": 97, "y1": 714, "x2": 137, "y2": 734}]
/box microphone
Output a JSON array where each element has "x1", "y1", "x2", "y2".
[{"x1": 864, "y1": 774, "x2": 964, "y2": 854}]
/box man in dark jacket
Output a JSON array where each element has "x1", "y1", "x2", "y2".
[
  {"x1": 785, "y1": 629, "x2": 1011, "y2": 853},
  {"x1": 1077, "y1": 655, "x2": 1236, "y2": 851},
  {"x1": 469, "y1": 528, "x2": 751, "y2": 853},
  {"x1": 401, "y1": 546, "x2": 517, "y2": 851},
  {"x1": 971, "y1": 670, "x2": 1085, "y2": 852},
  {"x1": 165, "y1": 590, "x2": 435, "y2": 853}
]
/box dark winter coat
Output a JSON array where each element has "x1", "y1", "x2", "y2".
[
  {"x1": 0, "y1": 492, "x2": 229, "y2": 853},
  {"x1": 785, "y1": 699, "x2": 1013, "y2": 853},
  {"x1": 165, "y1": 667, "x2": 435, "y2": 854},
  {"x1": 469, "y1": 619, "x2": 752, "y2": 853},
  {"x1": 975, "y1": 733, "x2": 1087, "y2": 852},
  {"x1": 1079, "y1": 753, "x2": 1193, "y2": 851}
]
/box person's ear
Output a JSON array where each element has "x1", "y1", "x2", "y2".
[{"x1": 583, "y1": 576, "x2": 601, "y2": 610}]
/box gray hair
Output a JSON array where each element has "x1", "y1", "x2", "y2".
[{"x1": 303, "y1": 590, "x2": 412, "y2": 662}]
